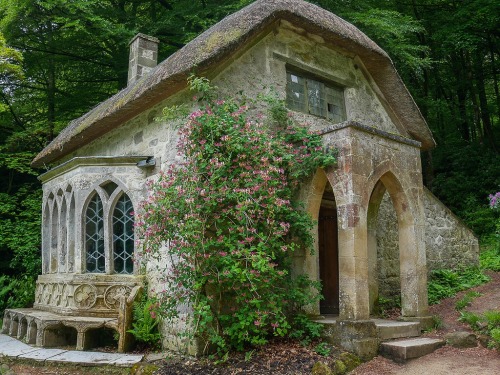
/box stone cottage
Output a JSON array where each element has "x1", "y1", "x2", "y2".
[{"x1": 2, "y1": 0, "x2": 478, "y2": 357}]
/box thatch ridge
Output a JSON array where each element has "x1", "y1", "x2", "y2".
[{"x1": 32, "y1": 0, "x2": 435, "y2": 168}]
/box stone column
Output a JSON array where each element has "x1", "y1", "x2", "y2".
[
  {"x1": 337, "y1": 201, "x2": 370, "y2": 320},
  {"x1": 398, "y1": 183, "x2": 429, "y2": 319}
]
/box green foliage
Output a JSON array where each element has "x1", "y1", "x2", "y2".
[
  {"x1": 375, "y1": 295, "x2": 401, "y2": 317},
  {"x1": 431, "y1": 147, "x2": 500, "y2": 238},
  {"x1": 458, "y1": 311, "x2": 481, "y2": 330},
  {"x1": 289, "y1": 314, "x2": 323, "y2": 346},
  {"x1": 455, "y1": 291, "x2": 481, "y2": 311},
  {"x1": 427, "y1": 268, "x2": 489, "y2": 305},
  {"x1": 314, "y1": 342, "x2": 331, "y2": 356},
  {"x1": 430, "y1": 315, "x2": 443, "y2": 331},
  {"x1": 490, "y1": 328, "x2": 500, "y2": 349},
  {"x1": 459, "y1": 310, "x2": 500, "y2": 349},
  {"x1": 480, "y1": 246, "x2": 500, "y2": 272},
  {"x1": 346, "y1": 8, "x2": 431, "y2": 77},
  {"x1": 0, "y1": 275, "x2": 36, "y2": 313},
  {"x1": 137, "y1": 78, "x2": 335, "y2": 354},
  {"x1": 127, "y1": 293, "x2": 161, "y2": 349},
  {"x1": 0, "y1": 32, "x2": 22, "y2": 82},
  {"x1": 0, "y1": 153, "x2": 41, "y2": 315}
]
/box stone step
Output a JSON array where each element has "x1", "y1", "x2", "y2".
[
  {"x1": 373, "y1": 319, "x2": 421, "y2": 340},
  {"x1": 380, "y1": 337, "x2": 445, "y2": 362}
]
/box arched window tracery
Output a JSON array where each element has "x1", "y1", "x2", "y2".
[
  {"x1": 85, "y1": 193, "x2": 105, "y2": 273},
  {"x1": 112, "y1": 194, "x2": 134, "y2": 274},
  {"x1": 83, "y1": 185, "x2": 135, "y2": 275}
]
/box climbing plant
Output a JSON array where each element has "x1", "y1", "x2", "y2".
[{"x1": 136, "y1": 77, "x2": 335, "y2": 354}]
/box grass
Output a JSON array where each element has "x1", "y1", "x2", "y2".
[
  {"x1": 455, "y1": 291, "x2": 482, "y2": 311},
  {"x1": 459, "y1": 310, "x2": 500, "y2": 349}
]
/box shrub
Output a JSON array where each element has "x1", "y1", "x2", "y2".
[
  {"x1": 289, "y1": 314, "x2": 323, "y2": 346},
  {"x1": 0, "y1": 275, "x2": 36, "y2": 313},
  {"x1": 127, "y1": 292, "x2": 161, "y2": 349},
  {"x1": 136, "y1": 77, "x2": 336, "y2": 354},
  {"x1": 428, "y1": 268, "x2": 489, "y2": 305}
]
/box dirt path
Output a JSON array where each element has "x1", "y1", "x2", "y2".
[
  {"x1": 351, "y1": 346, "x2": 500, "y2": 375},
  {"x1": 351, "y1": 271, "x2": 500, "y2": 375}
]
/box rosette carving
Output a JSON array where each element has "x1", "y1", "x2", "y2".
[
  {"x1": 104, "y1": 285, "x2": 131, "y2": 310},
  {"x1": 73, "y1": 284, "x2": 97, "y2": 309}
]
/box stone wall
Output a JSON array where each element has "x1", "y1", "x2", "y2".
[
  {"x1": 375, "y1": 196, "x2": 400, "y2": 299},
  {"x1": 423, "y1": 188, "x2": 479, "y2": 270},
  {"x1": 376, "y1": 187, "x2": 479, "y2": 297}
]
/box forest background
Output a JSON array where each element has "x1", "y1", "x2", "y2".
[{"x1": 0, "y1": 0, "x2": 498, "y2": 313}]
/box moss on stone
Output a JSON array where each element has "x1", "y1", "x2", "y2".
[
  {"x1": 338, "y1": 351, "x2": 362, "y2": 372},
  {"x1": 311, "y1": 361, "x2": 333, "y2": 375}
]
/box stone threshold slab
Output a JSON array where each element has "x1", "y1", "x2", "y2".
[
  {"x1": 0, "y1": 334, "x2": 143, "y2": 367},
  {"x1": 380, "y1": 337, "x2": 445, "y2": 362},
  {"x1": 46, "y1": 351, "x2": 143, "y2": 367}
]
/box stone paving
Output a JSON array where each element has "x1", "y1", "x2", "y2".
[{"x1": 0, "y1": 333, "x2": 143, "y2": 367}]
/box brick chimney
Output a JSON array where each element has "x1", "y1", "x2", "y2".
[{"x1": 128, "y1": 33, "x2": 159, "y2": 86}]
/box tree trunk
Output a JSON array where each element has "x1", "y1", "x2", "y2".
[
  {"x1": 474, "y1": 52, "x2": 497, "y2": 152},
  {"x1": 488, "y1": 36, "x2": 500, "y2": 125}
]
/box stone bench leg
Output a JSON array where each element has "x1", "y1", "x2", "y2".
[
  {"x1": 1, "y1": 312, "x2": 11, "y2": 334},
  {"x1": 76, "y1": 329, "x2": 86, "y2": 351},
  {"x1": 17, "y1": 317, "x2": 28, "y2": 341},
  {"x1": 36, "y1": 322, "x2": 45, "y2": 346},
  {"x1": 26, "y1": 319, "x2": 37, "y2": 345},
  {"x1": 9, "y1": 317, "x2": 19, "y2": 337}
]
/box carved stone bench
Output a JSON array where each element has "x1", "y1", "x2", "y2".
[{"x1": 2, "y1": 285, "x2": 141, "y2": 352}]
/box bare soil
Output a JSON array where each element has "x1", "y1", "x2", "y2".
[{"x1": 155, "y1": 340, "x2": 358, "y2": 375}]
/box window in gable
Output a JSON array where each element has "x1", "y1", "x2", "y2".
[
  {"x1": 112, "y1": 194, "x2": 134, "y2": 274},
  {"x1": 85, "y1": 193, "x2": 105, "y2": 273},
  {"x1": 286, "y1": 71, "x2": 346, "y2": 123}
]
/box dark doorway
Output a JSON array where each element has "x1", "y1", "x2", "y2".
[{"x1": 319, "y1": 204, "x2": 339, "y2": 314}]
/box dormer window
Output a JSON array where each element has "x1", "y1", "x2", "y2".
[{"x1": 286, "y1": 71, "x2": 346, "y2": 123}]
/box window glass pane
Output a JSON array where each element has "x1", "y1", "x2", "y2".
[
  {"x1": 325, "y1": 85, "x2": 346, "y2": 123},
  {"x1": 307, "y1": 79, "x2": 325, "y2": 117},
  {"x1": 85, "y1": 194, "x2": 105, "y2": 273},
  {"x1": 286, "y1": 70, "x2": 346, "y2": 123},
  {"x1": 286, "y1": 73, "x2": 306, "y2": 112},
  {"x1": 113, "y1": 194, "x2": 134, "y2": 274}
]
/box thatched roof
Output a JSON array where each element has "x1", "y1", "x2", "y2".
[{"x1": 32, "y1": 0, "x2": 435, "y2": 168}]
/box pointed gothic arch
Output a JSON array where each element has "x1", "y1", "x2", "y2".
[
  {"x1": 110, "y1": 192, "x2": 135, "y2": 274},
  {"x1": 84, "y1": 191, "x2": 105, "y2": 273},
  {"x1": 366, "y1": 170, "x2": 422, "y2": 317}
]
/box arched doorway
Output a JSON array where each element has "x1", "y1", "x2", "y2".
[
  {"x1": 368, "y1": 182, "x2": 401, "y2": 315},
  {"x1": 318, "y1": 185, "x2": 339, "y2": 315},
  {"x1": 367, "y1": 171, "x2": 422, "y2": 317}
]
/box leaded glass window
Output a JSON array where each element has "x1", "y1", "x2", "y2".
[
  {"x1": 286, "y1": 71, "x2": 346, "y2": 123},
  {"x1": 112, "y1": 194, "x2": 134, "y2": 274},
  {"x1": 85, "y1": 194, "x2": 105, "y2": 273}
]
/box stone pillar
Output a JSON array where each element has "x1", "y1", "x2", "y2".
[
  {"x1": 128, "y1": 34, "x2": 159, "y2": 86},
  {"x1": 337, "y1": 201, "x2": 370, "y2": 320},
  {"x1": 399, "y1": 185, "x2": 429, "y2": 319}
]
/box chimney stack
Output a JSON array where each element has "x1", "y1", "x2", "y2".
[{"x1": 128, "y1": 33, "x2": 159, "y2": 86}]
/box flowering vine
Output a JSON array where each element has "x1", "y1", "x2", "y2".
[{"x1": 136, "y1": 77, "x2": 336, "y2": 353}]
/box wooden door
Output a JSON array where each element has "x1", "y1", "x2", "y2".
[{"x1": 319, "y1": 206, "x2": 339, "y2": 314}]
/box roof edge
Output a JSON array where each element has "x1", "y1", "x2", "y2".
[{"x1": 32, "y1": 0, "x2": 435, "y2": 168}]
